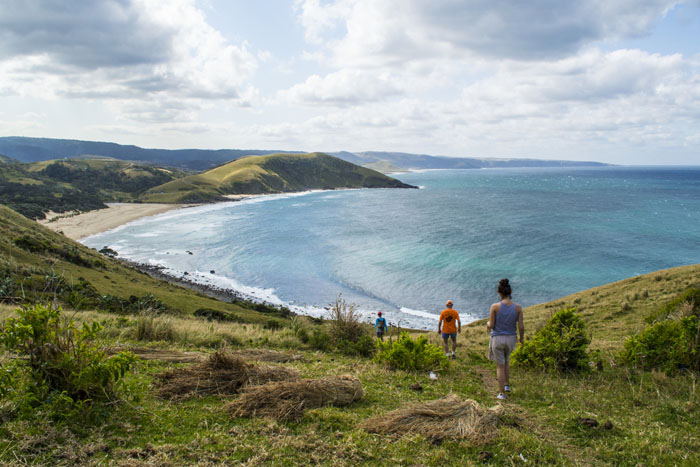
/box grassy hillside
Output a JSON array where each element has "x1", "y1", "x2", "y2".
[
  {"x1": 1, "y1": 255, "x2": 698, "y2": 464},
  {"x1": 0, "y1": 156, "x2": 107, "y2": 219},
  {"x1": 1, "y1": 201, "x2": 699, "y2": 464},
  {"x1": 141, "y1": 152, "x2": 416, "y2": 203},
  {"x1": 0, "y1": 157, "x2": 187, "y2": 219}
]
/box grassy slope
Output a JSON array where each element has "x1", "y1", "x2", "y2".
[
  {"x1": 1, "y1": 157, "x2": 189, "y2": 219},
  {"x1": 1, "y1": 199, "x2": 699, "y2": 464},
  {"x1": 0, "y1": 204, "x2": 281, "y2": 325},
  {"x1": 141, "y1": 152, "x2": 415, "y2": 203}
]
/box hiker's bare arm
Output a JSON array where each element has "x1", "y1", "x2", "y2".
[
  {"x1": 517, "y1": 305, "x2": 525, "y2": 344},
  {"x1": 486, "y1": 304, "x2": 497, "y2": 332},
  {"x1": 437, "y1": 318, "x2": 442, "y2": 334},
  {"x1": 457, "y1": 319, "x2": 461, "y2": 333}
]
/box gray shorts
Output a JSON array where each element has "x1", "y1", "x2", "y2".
[{"x1": 488, "y1": 335, "x2": 517, "y2": 365}]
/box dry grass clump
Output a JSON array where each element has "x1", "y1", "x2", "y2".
[
  {"x1": 230, "y1": 348, "x2": 303, "y2": 363},
  {"x1": 361, "y1": 394, "x2": 502, "y2": 444},
  {"x1": 108, "y1": 346, "x2": 205, "y2": 363},
  {"x1": 153, "y1": 349, "x2": 299, "y2": 400},
  {"x1": 228, "y1": 375, "x2": 363, "y2": 421}
]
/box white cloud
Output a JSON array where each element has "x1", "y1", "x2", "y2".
[
  {"x1": 0, "y1": 0, "x2": 259, "y2": 122},
  {"x1": 297, "y1": 0, "x2": 680, "y2": 66},
  {"x1": 278, "y1": 69, "x2": 404, "y2": 106},
  {"x1": 250, "y1": 47, "x2": 700, "y2": 163}
]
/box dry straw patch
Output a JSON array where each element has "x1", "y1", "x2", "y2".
[
  {"x1": 228, "y1": 375, "x2": 363, "y2": 421},
  {"x1": 230, "y1": 348, "x2": 304, "y2": 363},
  {"x1": 108, "y1": 346, "x2": 205, "y2": 363},
  {"x1": 361, "y1": 394, "x2": 503, "y2": 444},
  {"x1": 153, "y1": 350, "x2": 299, "y2": 400}
]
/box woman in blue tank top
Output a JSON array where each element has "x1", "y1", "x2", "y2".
[{"x1": 486, "y1": 278, "x2": 524, "y2": 400}]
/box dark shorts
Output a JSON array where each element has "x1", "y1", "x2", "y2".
[{"x1": 442, "y1": 332, "x2": 457, "y2": 341}]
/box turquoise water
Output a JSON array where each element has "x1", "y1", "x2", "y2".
[{"x1": 83, "y1": 166, "x2": 700, "y2": 329}]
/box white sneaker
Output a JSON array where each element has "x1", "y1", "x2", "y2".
[
  {"x1": 497, "y1": 393, "x2": 507, "y2": 400},
  {"x1": 504, "y1": 385, "x2": 511, "y2": 392}
]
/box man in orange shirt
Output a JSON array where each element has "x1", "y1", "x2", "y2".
[{"x1": 437, "y1": 300, "x2": 461, "y2": 360}]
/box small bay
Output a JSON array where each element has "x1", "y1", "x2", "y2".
[{"x1": 83, "y1": 166, "x2": 700, "y2": 329}]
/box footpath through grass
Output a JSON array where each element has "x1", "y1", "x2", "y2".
[{"x1": 1, "y1": 263, "x2": 700, "y2": 465}]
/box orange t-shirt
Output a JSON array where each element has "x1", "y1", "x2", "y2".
[{"x1": 439, "y1": 308, "x2": 460, "y2": 334}]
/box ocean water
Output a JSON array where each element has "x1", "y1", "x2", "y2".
[{"x1": 83, "y1": 166, "x2": 700, "y2": 329}]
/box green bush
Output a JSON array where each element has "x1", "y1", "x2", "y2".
[
  {"x1": 375, "y1": 332, "x2": 448, "y2": 371},
  {"x1": 97, "y1": 292, "x2": 171, "y2": 315},
  {"x1": 232, "y1": 299, "x2": 293, "y2": 318},
  {"x1": 297, "y1": 327, "x2": 310, "y2": 344},
  {"x1": 0, "y1": 272, "x2": 17, "y2": 303},
  {"x1": 338, "y1": 334, "x2": 377, "y2": 358},
  {"x1": 264, "y1": 319, "x2": 283, "y2": 330},
  {"x1": 194, "y1": 308, "x2": 245, "y2": 323},
  {"x1": 0, "y1": 304, "x2": 136, "y2": 420},
  {"x1": 511, "y1": 307, "x2": 591, "y2": 372},
  {"x1": 622, "y1": 315, "x2": 699, "y2": 373},
  {"x1": 309, "y1": 329, "x2": 331, "y2": 352}
]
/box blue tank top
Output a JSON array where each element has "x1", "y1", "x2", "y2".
[{"x1": 490, "y1": 301, "x2": 518, "y2": 337}]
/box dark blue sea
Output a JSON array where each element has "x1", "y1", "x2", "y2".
[{"x1": 83, "y1": 166, "x2": 700, "y2": 329}]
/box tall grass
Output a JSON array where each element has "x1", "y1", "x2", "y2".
[{"x1": 328, "y1": 294, "x2": 365, "y2": 343}]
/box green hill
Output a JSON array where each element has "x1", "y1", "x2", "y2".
[
  {"x1": 141, "y1": 152, "x2": 417, "y2": 203},
  {"x1": 0, "y1": 157, "x2": 187, "y2": 219}
]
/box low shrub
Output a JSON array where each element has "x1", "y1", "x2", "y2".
[
  {"x1": 375, "y1": 332, "x2": 448, "y2": 371},
  {"x1": 232, "y1": 299, "x2": 294, "y2": 318},
  {"x1": 97, "y1": 292, "x2": 172, "y2": 315},
  {"x1": 297, "y1": 327, "x2": 310, "y2": 344},
  {"x1": 339, "y1": 335, "x2": 377, "y2": 358},
  {"x1": 13, "y1": 235, "x2": 94, "y2": 268},
  {"x1": 264, "y1": 319, "x2": 284, "y2": 330},
  {"x1": 511, "y1": 307, "x2": 591, "y2": 372},
  {"x1": 0, "y1": 304, "x2": 136, "y2": 421},
  {"x1": 309, "y1": 329, "x2": 331, "y2": 352},
  {"x1": 61, "y1": 277, "x2": 100, "y2": 310},
  {"x1": 194, "y1": 308, "x2": 245, "y2": 323},
  {"x1": 622, "y1": 315, "x2": 700, "y2": 373},
  {"x1": 0, "y1": 272, "x2": 17, "y2": 303},
  {"x1": 13, "y1": 234, "x2": 50, "y2": 253}
]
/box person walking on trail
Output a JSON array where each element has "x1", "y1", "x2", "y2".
[
  {"x1": 438, "y1": 300, "x2": 461, "y2": 360},
  {"x1": 374, "y1": 312, "x2": 388, "y2": 341},
  {"x1": 486, "y1": 278, "x2": 524, "y2": 401}
]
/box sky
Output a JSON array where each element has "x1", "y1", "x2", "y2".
[{"x1": 0, "y1": 0, "x2": 699, "y2": 165}]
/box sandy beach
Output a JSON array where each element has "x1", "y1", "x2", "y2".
[{"x1": 38, "y1": 203, "x2": 191, "y2": 240}]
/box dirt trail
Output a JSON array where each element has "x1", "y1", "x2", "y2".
[{"x1": 472, "y1": 364, "x2": 591, "y2": 466}]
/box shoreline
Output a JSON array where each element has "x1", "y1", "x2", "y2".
[
  {"x1": 38, "y1": 203, "x2": 192, "y2": 240},
  {"x1": 117, "y1": 258, "x2": 252, "y2": 305},
  {"x1": 37, "y1": 196, "x2": 264, "y2": 240}
]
